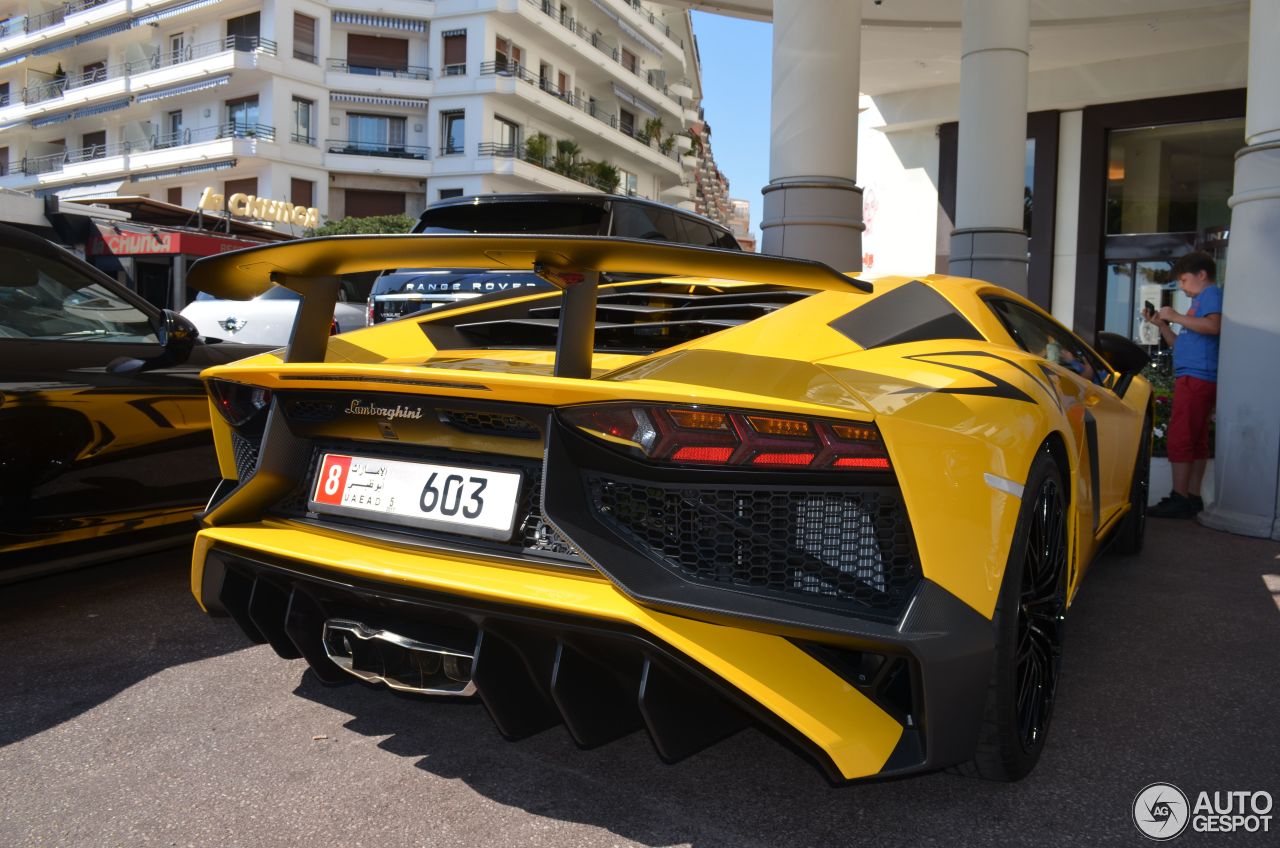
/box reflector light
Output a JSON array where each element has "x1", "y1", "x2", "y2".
[
  {"x1": 751, "y1": 452, "x2": 815, "y2": 466},
  {"x1": 561, "y1": 404, "x2": 890, "y2": 472},
  {"x1": 668, "y1": 409, "x2": 729, "y2": 430},
  {"x1": 672, "y1": 446, "x2": 734, "y2": 463},
  {"x1": 747, "y1": 415, "x2": 812, "y2": 437},
  {"x1": 834, "y1": 456, "x2": 891, "y2": 469},
  {"x1": 832, "y1": 424, "x2": 879, "y2": 441}
]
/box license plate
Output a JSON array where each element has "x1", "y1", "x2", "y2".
[{"x1": 308, "y1": 453, "x2": 523, "y2": 540}]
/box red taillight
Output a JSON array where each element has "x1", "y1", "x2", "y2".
[{"x1": 559, "y1": 404, "x2": 890, "y2": 472}]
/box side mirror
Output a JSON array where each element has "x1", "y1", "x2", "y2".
[
  {"x1": 1095, "y1": 331, "x2": 1150, "y2": 397},
  {"x1": 108, "y1": 309, "x2": 201, "y2": 374},
  {"x1": 157, "y1": 308, "x2": 199, "y2": 362}
]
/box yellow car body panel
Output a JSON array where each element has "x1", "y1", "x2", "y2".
[
  {"x1": 188, "y1": 235, "x2": 1151, "y2": 781},
  {"x1": 192, "y1": 521, "x2": 903, "y2": 780}
]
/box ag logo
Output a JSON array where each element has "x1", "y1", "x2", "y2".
[{"x1": 1134, "y1": 783, "x2": 1190, "y2": 840}]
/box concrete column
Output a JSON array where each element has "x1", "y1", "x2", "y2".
[
  {"x1": 1200, "y1": 0, "x2": 1280, "y2": 540},
  {"x1": 760, "y1": 0, "x2": 862, "y2": 270},
  {"x1": 949, "y1": 0, "x2": 1030, "y2": 293}
]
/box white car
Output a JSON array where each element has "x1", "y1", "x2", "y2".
[{"x1": 181, "y1": 284, "x2": 367, "y2": 345}]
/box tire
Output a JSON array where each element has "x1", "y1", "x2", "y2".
[
  {"x1": 1111, "y1": 412, "x2": 1152, "y2": 556},
  {"x1": 956, "y1": 448, "x2": 1069, "y2": 781}
]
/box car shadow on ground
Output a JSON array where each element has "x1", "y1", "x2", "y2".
[
  {"x1": 0, "y1": 545, "x2": 252, "y2": 748},
  {"x1": 290, "y1": 520, "x2": 1280, "y2": 846}
]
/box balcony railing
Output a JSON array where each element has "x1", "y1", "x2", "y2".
[
  {"x1": 150, "y1": 122, "x2": 275, "y2": 149},
  {"x1": 478, "y1": 61, "x2": 681, "y2": 162},
  {"x1": 157, "y1": 35, "x2": 276, "y2": 67},
  {"x1": 477, "y1": 142, "x2": 519, "y2": 157},
  {"x1": 16, "y1": 122, "x2": 276, "y2": 177},
  {"x1": 484, "y1": 138, "x2": 622, "y2": 193},
  {"x1": 326, "y1": 139, "x2": 429, "y2": 159},
  {"x1": 326, "y1": 58, "x2": 431, "y2": 80},
  {"x1": 522, "y1": 0, "x2": 685, "y2": 104},
  {"x1": 18, "y1": 37, "x2": 275, "y2": 107},
  {"x1": 15, "y1": 0, "x2": 115, "y2": 37}
]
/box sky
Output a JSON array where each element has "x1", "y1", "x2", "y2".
[{"x1": 690, "y1": 11, "x2": 772, "y2": 247}]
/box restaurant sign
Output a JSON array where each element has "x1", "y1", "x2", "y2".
[{"x1": 198, "y1": 186, "x2": 320, "y2": 228}]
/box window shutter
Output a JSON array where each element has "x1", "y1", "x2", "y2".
[
  {"x1": 293, "y1": 14, "x2": 316, "y2": 59},
  {"x1": 443, "y1": 32, "x2": 467, "y2": 66},
  {"x1": 347, "y1": 35, "x2": 408, "y2": 70},
  {"x1": 291, "y1": 178, "x2": 313, "y2": 209}
]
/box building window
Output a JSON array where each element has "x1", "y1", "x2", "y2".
[
  {"x1": 164, "y1": 109, "x2": 183, "y2": 145},
  {"x1": 348, "y1": 113, "x2": 407, "y2": 154},
  {"x1": 224, "y1": 177, "x2": 258, "y2": 199},
  {"x1": 441, "y1": 110, "x2": 465, "y2": 155},
  {"x1": 492, "y1": 116, "x2": 520, "y2": 156},
  {"x1": 80, "y1": 60, "x2": 106, "y2": 85},
  {"x1": 291, "y1": 178, "x2": 314, "y2": 209},
  {"x1": 347, "y1": 34, "x2": 409, "y2": 74},
  {"x1": 293, "y1": 13, "x2": 317, "y2": 63},
  {"x1": 442, "y1": 30, "x2": 467, "y2": 76},
  {"x1": 167, "y1": 187, "x2": 183, "y2": 206},
  {"x1": 226, "y1": 12, "x2": 260, "y2": 52},
  {"x1": 225, "y1": 96, "x2": 259, "y2": 134},
  {"x1": 618, "y1": 168, "x2": 638, "y2": 196},
  {"x1": 292, "y1": 97, "x2": 314, "y2": 144},
  {"x1": 619, "y1": 108, "x2": 636, "y2": 138},
  {"x1": 621, "y1": 47, "x2": 638, "y2": 74},
  {"x1": 0, "y1": 146, "x2": 8, "y2": 177},
  {"x1": 1101, "y1": 117, "x2": 1243, "y2": 341},
  {"x1": 0, "y1": 82, "x2": 9, "y2": 108},
  {"x1": 81, "y1": 130, "x2": 106, "y2": 159},
  {"x1": 438, "y1": 188, "x2": 464, "y2": 200},
  {"x1": 345, "y1": 189, "x2": 405, "y2": 217},
  {"x1": 557, "y1": 71, "x2": 569, "y2": 98},
  {"x1": 494, "y1": 36, "x2": 523, "y2": 72},
  {"x1": 168, "y1": 33, "x2": 187, "y2": 65}
]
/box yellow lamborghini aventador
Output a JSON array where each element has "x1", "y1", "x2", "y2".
[{"x1": 187, "y1": 234, "x2": 1152, "y2": 782}]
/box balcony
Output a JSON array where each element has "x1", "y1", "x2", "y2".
[
  {"x1": 326, "y1": 58, "x2": 430, "y2": 80},
  {"x1": 0, "y1": 0, "x2": 124, "y2": 49},
  {"x1": 518, "y1": 0, "x2": 688, "y2": 116},
  {"x1": 6, "y1": 36, "x2": 276, "y2": 121},
  {"x1": 477, "y1": 140, "x2": 622, "y2": 194},
  {"x1": 478, "y1": 61, "x2": 682, "y2": 168},
  {"x1": 325, "y1": 138, "x2": 428, "y2": 160},
  {"x1": 16, "y1": 122, "x2": 276, "y2": 179}
]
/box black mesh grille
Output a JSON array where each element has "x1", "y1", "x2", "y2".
[
  {"x1": 285, "y1": 399, "x2": 338, "y2": 421},
  {"x1": 439, "y1": 409, "x2": 540, "y2": 439},
  {"x1": 587, "y1": 477, "x2": 919, "y2": 619},
  {"x1": 273, "y1": 445, "x2": 580, "y2": 563},
  {"x1": 232, "y1": 432, "x2": 260, "y2": 481}
]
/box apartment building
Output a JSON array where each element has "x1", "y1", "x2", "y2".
[
  {"x1": 686, "y1": 114, "x2": 729, "y2": 227},
  {"x1": 0, "y1": 0, "x2": 701, "y2": 227},
  {"x1": 728, "y1": 196, "x2": 752, "y2": 252}
]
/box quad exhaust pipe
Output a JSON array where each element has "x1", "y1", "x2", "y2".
[{"x1": 322, "y1": 618, "x2": 476, "y2": 696}]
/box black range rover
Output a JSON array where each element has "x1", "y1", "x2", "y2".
[{"x1": 366, "y1": 193, "x2": 742, "y2": 325}]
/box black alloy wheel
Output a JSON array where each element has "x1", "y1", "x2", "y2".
[
  {"x1": 1016, "y1": 475, "x2": 1068, "y2": 752},
  {"x1": 957, "y1": 449, "x2": 1068, "y2": 781}
]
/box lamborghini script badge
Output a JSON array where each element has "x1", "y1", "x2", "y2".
[{"x1": 344, "y1": 399, "x2": 424, "y2": 421}]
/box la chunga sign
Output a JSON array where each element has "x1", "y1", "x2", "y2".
[{"x1": 198, "y1": 186, "x2": 320, "y2": 228}]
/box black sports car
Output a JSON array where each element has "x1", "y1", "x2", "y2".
[{"x1": 0, "y1": 223, "x2": 270, "y2": 582}]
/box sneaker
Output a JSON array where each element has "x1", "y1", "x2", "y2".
[
  {"x1": 1149, "y1": 491, "x2": 1198, "y2": 519},
  {"x1": 1189, "y1": 494, "x2": 1204, "y2": 514}
]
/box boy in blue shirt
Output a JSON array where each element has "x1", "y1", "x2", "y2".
[{"x1": 1144, "y1": 252, "x2": 1223, "y2": 518}]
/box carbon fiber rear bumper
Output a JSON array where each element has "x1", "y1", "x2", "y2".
[{"x1": 199, "y1": 543, "x2": 993, "y2": 781}]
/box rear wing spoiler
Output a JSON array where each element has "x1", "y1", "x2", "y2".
[{"x1": 186, "y1": 234, "x2": 870, "y2": 378}]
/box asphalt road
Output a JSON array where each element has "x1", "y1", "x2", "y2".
[{"x1": 2, "y1": 518, "x2": 1278, "y2": 848}]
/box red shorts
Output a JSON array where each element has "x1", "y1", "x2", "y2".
[{"x1": 1166, "y1": 375, "x2": 1217, "y2": 463}]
